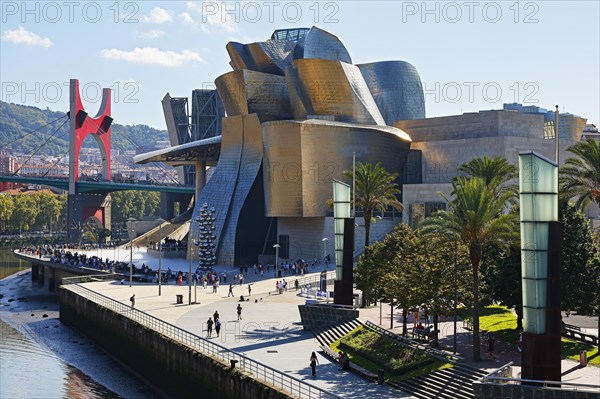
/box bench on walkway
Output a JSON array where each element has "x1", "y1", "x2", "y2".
[
  {"x1": 319, "y1": 345, "x2": 377, "y2": 382},
  {"x1": 411, "y1": 327, "x2": 432, "y2": 341}
]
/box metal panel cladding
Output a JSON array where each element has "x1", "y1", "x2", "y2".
[
  {"x1": 262, "y1": 119, "x2": 411, "y2": 217},
  {"x1": 286, "y1": 59, "x2": 385, "y2": 125},
  {"x1": 358, "y1": 61, "x2": 426, "y2": 125}
]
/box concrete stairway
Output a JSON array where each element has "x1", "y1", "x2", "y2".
[
  {"x1": 313, "y1": 319, "x2": 363, "y2": 347},
  {"x1": 390, "y1": 364, "x2": 487, "y2": 399}
]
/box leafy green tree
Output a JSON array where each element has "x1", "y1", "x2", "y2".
[
  {"x1": 342, "y1": 162, "x2": 403, "y2": 249},
  {"x1": 0, "y1": 195, "x2": 14, "y2": 232},
  {"x1": 416, "y1": 232, "x2": 471, "y2": 346},
  {"x1": 110, "y1": 190, "x2": 160, "y2": 225},
  {"x1": 421, "y1": 177, "x2": 519, "y2": 361},
  {"x1": 11, "y1": 194, "x2": 39, "y2": 233},
  {"x1": 560, "y1": 203, "x2": 600, "y2": 315},
  {"x1": 33, "y1": 191, "x2": 62, "y2": 233},
  {"x1": 354, "y1": 224, "x2": 420, "y2": 317},
  {"x1": 559, "y1": 137, "x2": 600, "y2": 210}
]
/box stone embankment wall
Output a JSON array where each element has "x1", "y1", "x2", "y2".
[{"x1": 59, "y1": 288, "x2": 292, "y2": 399}]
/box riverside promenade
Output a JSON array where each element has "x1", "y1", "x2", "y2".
[
  {"x1": 62, "y1": 270, "x2": 409, "y2": 399},
  {"x1": 16, "y1": 242, "x2": 599, "y2": 396},
  {"x1": 61, "y1": 268, "x2": 600, "y2": 398}
]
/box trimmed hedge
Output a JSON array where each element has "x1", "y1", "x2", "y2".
[{"x1": 338, "y1": 327, "x2": 434, "y2": 375}]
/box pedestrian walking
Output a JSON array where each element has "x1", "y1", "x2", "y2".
[
  {"x1": 130, "y1": 293, "x2": 135, "y2": 308},
  {"x1": 228, "y1": 284, "x2": 234, "y2": 297},
  {"x1": 310, "y1": 351, "x2": 319, "y2": 377},
  {"x1": 237, "y1": 303, "x2": 242, "y2": 320},
  {"x1": 206, "y1": 317, "x2": 213, "y2": 337},
  {"x1": 247, "y1": 284, "x2": 251, "y2": 296},
  {"x1": 213, "y1": 310, "x2": 220, "y2": 325}
]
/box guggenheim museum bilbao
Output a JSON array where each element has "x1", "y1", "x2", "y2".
[{"x1": 134, "y1": 27, "x2": 592, "y2": 266}]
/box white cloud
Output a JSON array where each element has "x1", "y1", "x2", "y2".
[
  {"x1": 120, "y1": 78, "x2": 142, "y2": 88},
  {"x1": 1, "y1": 26, "x2": 53, "y2": 48},
  {"x1": 134, "y1": 30, "x2": 166, "y2": 39},
  {"x1": 141, "y1": 7, "x2": 174, "y2": 24},
  {"x1": 179, "y1": 12, "x2": 195, "y2": 26},
  {"x1": 99, "y1": 47, "x2": 204, "y2": 68},
  {"x1": 186, "y1": 1, "x2": 240, "y2": 33}
]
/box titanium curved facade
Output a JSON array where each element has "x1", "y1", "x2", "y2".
[
  {"x1": 286, "y1": 59, "x2": 385, "y2": 125},
  {"x1": 262, "y1": 120, "x2": 411, "y2": 217},
  {"x1": 301, "y1": 26, "x2": 352, "y2": 64},
  {"x1": 215, "y1": 70, "x2": 292, "y2": 121},
  {"x1": 358, "y1": 61, "x2": 426, "y2": 124},
  {"x1": 161, "y1": 26, "x2": 426, "y2": 264}
]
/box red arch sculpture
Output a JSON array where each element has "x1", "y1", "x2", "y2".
[{"x1": 68, "y1": 79, "x2": 113, "y2": 194}]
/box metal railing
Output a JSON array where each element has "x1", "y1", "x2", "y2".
[
  {"x1": 62, "y1": 274, "x2": 124, "y2": 285},
  {"x1": 478, "y1": 376, "x2": 600, "y2": 392},
  {"x1": 62, "y1": 283, "x2": 343, "y2": 399},
  {"x1": 270, "y1": 271, "x2": 336, "y2": 296},
  {"x1": 364, "y1": 320, "x2": 464, "y2": 363},
  {"x1": 478, "y1": 361, "x2": 600, "y2": 391},
  {"x1": 482, "y1": 361, "x2": 513, "y2": 381}
]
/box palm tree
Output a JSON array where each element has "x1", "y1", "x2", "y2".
[
  {"x1": 343, "y1": 162, "x2": 403, "y2": 249},
  {"x1": 421, "y1": 177, "x2": 518, "y2": 361},
  {"x1": 560, "y1": 138, "x2": 600, "y2": 210},
  {"x1": 458, "y1": 156, "x2": 518, "y2": 201}
]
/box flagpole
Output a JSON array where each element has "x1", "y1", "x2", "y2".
[
  {"x1": 352, "y1": 152, "x2": 356, "y2": 218},
  {"x1": 555, "y1": 105, "x2": 559, "y2": 164}
]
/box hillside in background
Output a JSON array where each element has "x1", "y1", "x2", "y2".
[{"x1": 0, "y1": 101, "x2": 168, "y2": 156}]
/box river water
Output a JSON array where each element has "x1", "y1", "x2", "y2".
[{"x1": 0, "y1": 248, "x2": 161, "y2": 399}]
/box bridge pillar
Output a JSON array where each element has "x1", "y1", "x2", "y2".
[
  {"x1": 31, "y1": 263, "x2": 39, "y2": 283},
  {"x1": 160, "y1": 192, "x2": 192, "y2": 220},
  {"x1": 67, "y1": 193, "x2": 112, "y2": 243},
  {"x1": 37, "y1": 264, "x2": 45, "y2": 287},
  {"x1": 47, "y1": 267, "x2": 57, "y2": 292},
  {"x1": 195, "y1": 160, "x2": 206, "y2": 199}
]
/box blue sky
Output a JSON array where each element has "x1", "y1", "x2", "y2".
[{"x1": 1, "y1": 1, "x2": 598, "y2": 129}]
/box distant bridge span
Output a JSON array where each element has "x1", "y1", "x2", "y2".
[{"x1": 0, "y1": 175, "x2": 195, "y2": 194}]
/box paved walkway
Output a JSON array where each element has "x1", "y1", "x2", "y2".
[{"x1": 79, "y1": 273, "x2": 408, "y2": 399}]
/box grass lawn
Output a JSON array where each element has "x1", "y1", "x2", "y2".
[
  {"x1": 459, "y1": 305, "x2": 599, "y2": 366},
  {"x1": 328, "y1": 327, "x2": 451, "y2": 381}
]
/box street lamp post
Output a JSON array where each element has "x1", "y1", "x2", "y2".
[
  {"x1": 273, "y1": 244, "x2": 280, "y2": 278},
  {"x1": 156, "y1": 218, "x2": 165, "y2": 296},
  {"x1": 189, "y1": 238, "x2": 199, "y2": 305},
  {"x1": 321, "y1": 237, "x2": 328, "y2": 271},
  {"x1": 188, "y1": 246, "x2": 193, "y2": 305},
  {"x1": 453, "y1": 261, "x2": 458, "y2": 354},
  {"x1": 127, "y1": 217, "x2": 136, "y2": 287}
]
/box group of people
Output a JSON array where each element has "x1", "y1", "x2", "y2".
[
  {"x1": 275, "y1": 280, "x2": 287, "y2": 294},
  {"x1": 204, "y1": 305, "x2": 244, "y2": 338},
  {"x1": 308, "y1": 350, "x2": 349, "y2": 378},
  {"x1": 206, "y1": 310, "x2": 221, "y2": 337}
]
